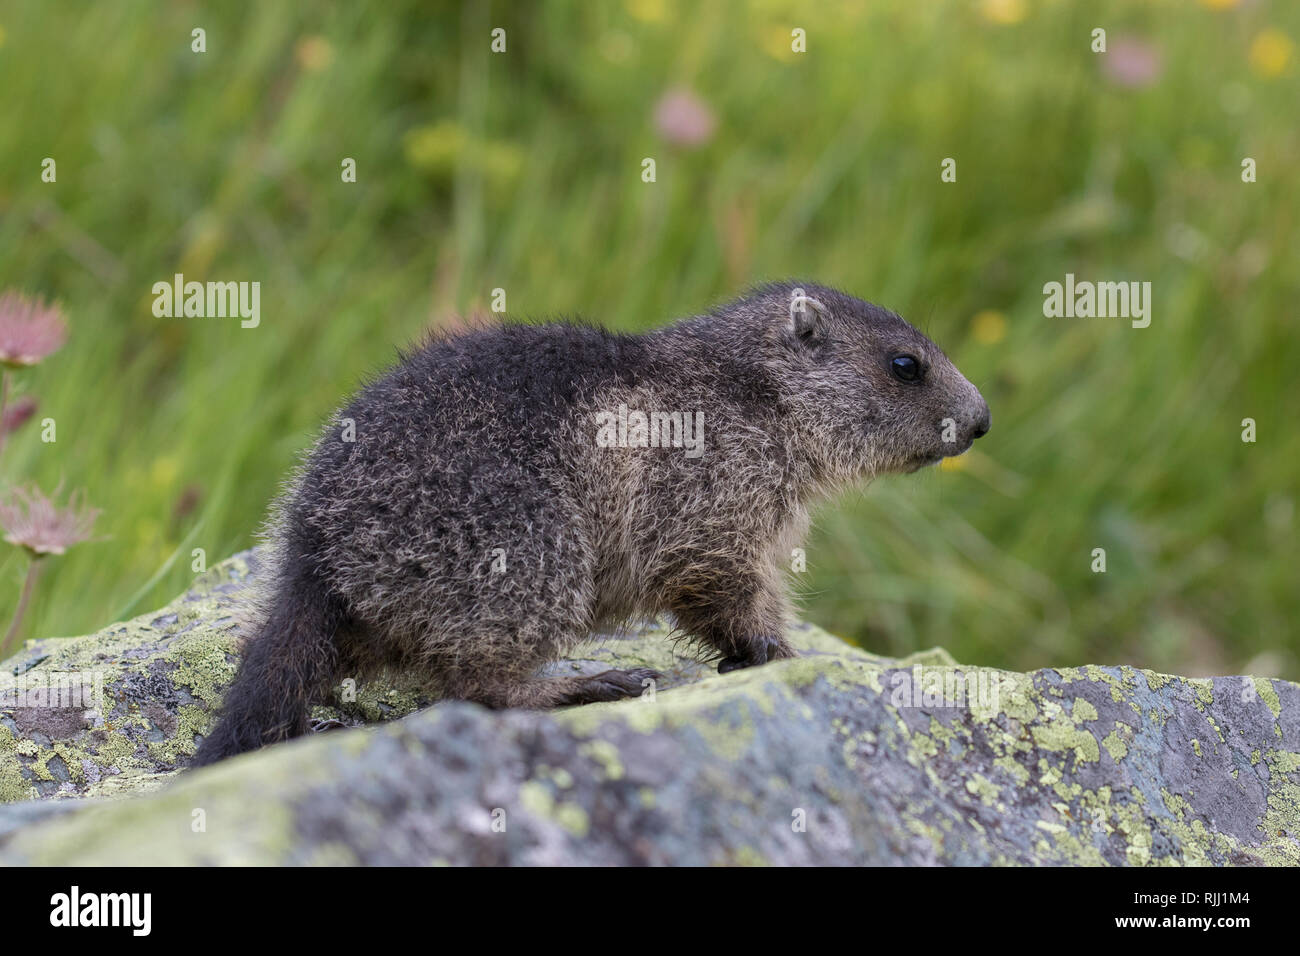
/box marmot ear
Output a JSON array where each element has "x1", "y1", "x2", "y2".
[{"x1": 786, "y1": 288, "x2": 829, "y2": 345}]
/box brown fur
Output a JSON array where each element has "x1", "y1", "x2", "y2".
[{"x1": 192, "y1": 282, "x2": 989, "y2": 765}]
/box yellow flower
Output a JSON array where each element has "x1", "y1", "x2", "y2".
[
  {"x1": 1249, "y1": 30, "x2": 1293, "y2": 78},
  {"x1": 971, "y1": 310, "x2": 1008, "y2": 345},
  {"x1": 760, "y1": 26, "x2": 798, "y2": 62},
  {"x1": 403, "y1": 122, "x2": 468, "y2": 174},
  {"x1": 939, "y1": 454, "x2": 969, "y2": 473},
  {"x1": 980, "y1": 0, "x2": 1027, "y2": 25},
  {"x1": 151, "y1": 456, "x2": 180, "y2": 489},
  {"x1": 626, "y1": 0, "x2": 667, "y2": 24},
  {"x1": 403, "y1": 122, "x2": 522, "y2": 188},
  {"x1": 295, "y1": 36, "x2": 335, "y2": 73},
  {"x1": 1198, "y1": 0, "x2": 1241, "y2": 9}
]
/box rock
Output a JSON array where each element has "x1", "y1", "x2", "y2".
[{"x1": 0, "y1": 551, "x2": 1297, "y2": 865}]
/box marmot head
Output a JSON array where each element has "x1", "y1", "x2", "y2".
[{"x1": 738, "y1": 281, "x2": 991, "y2": 482}]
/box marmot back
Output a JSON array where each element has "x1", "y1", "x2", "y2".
[{"x1": 192, "y1": 281, "x2": 990, "y2": 766}]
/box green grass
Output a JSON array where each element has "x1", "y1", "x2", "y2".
[{"x1": 0, "y1": 0, "x2": 1296, "y2": 679}]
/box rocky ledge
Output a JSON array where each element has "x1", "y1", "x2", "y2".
[{"x1": 0, "y1": 551, "x2": 1296, "y2": 865}]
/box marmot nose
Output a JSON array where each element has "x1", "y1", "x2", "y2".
[{"x1": 972, "y1": 407, "x2": 991, "y2": 440}]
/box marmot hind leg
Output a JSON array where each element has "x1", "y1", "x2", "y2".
[
  {"x1": 409, "y1": 583, "x2": 660, "y2": 709},
  {"x1": 459, "y1": 667, "x2": 660, "y2": 709}
]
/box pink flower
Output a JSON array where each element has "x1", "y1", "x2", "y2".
[
  {"x1": 1103, "y1": 37, "x2": 1163, "y2": 89},
  {"x1": 2, "y1": 395, "x2": 37, "y2": 435},
  {"x1": 0, "y1": 485, "x2": 99, "y2": 557},
  {"x1": 0, "y1": 292, "x2": 68, "y2": 368},
  {"x1": 653, "y1": 88, "x2": 716, "y2": 147}
]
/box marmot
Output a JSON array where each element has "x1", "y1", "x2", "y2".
[{"x1": 192, "y1": 282, "x2": 989, "y2": 766}]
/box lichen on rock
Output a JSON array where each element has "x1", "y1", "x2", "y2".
[{"x1": 0, "y1": 550, "x2": 1296, "y2": 865}]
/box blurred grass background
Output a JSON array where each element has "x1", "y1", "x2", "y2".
[{"x1": 0, "y1": 0, "x2": 1296, "y2": 678}]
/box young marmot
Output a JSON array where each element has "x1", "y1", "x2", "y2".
[{"x1": 192, "y1": 282, "x2": 990, "y2": 766}]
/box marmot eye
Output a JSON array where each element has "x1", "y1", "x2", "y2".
[{"x1": 890, "y1": 355, "x2": 923, "y2": 383}]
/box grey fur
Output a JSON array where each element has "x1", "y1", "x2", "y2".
[{"x1": 192, "y1": 281, "x2": 989, "y2": 765}]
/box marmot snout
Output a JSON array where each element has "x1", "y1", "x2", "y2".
[{"x1": 192, "y1": 281, "x2": 990, "y2": 765}]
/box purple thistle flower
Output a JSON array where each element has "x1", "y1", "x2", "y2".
[
  {"x1": 653, "y1": 88, "x2": 716, "y2": 148},
  {"x1": 2, "y1": 394, "x2": 37, "y2": 435},
  {"x1": 1103, "y1": 37, "x2": 1163, "y2": 89},
  {"x1": 0, "y1": 485, "x2": 99, "y2": 557},
  {"x1": 0, "y1": 292, "x2": 69, "y2": 368}
]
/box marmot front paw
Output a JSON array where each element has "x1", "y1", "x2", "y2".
[{"x1": 717, "y1": 635, "x2": 794, "y2": 673}]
